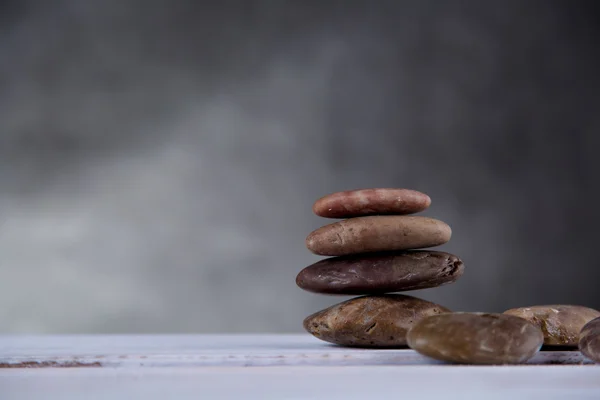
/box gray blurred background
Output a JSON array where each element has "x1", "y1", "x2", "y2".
[{"x1": 1, "y1": 0, "x2": 599, "y2": 333}]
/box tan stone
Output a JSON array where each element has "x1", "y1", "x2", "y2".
[
  {"x1": 503, "y1": 305, "x2": 600, "y2": 346},
  {"x1": 305, "y1": 215, "x2": 451, "y2": 256}
]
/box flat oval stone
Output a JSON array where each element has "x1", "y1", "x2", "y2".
[
  {"x1": 312, "y1": 188, "x2": 431, "y2": 218},
  {"x1": 407, "y1": 313, "x2": 544, "y2": 365},
  {"x1": 579, "y1": 316, "x2": 600, "y2": 363},
  {"x1": 296, "y1": 251, "x2": 464, "y2": 295},
  {"x1": 503, "y1": 305, "x2": 600, "y2": 346},
  {"x1": 303, "y1": 295, "x2": 450, "y2": 348},
  {"x1": 306, "y1": 216, "x2": 451, "y2": 256}
]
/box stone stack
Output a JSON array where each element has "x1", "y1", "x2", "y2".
[
  {"x1": 296, "y1": 188, "x2": 464, "y2": 348},
  {"x1": 295, "y1": 188, "x2": 600, "y2": 365}
]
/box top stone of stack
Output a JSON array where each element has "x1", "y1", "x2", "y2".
[{"x1": 312, "y1": 188, "x2": 431, "y2": 218}]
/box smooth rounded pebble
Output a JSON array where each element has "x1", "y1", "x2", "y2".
[
  {"x1": 296, "y1": 251, "x2": 464, "y2": 295},
  {"x1": 303, "y1": 295, "x2": 450, "y2": 348},
  {"x1": 504, "y1": 305, "x2": 600, "y2": 347},
  {"x1": 312, "y1": 188, "x2": 431, "y2": 218},
  {"x1": 306, "y1": 216, "x2": 451, "y2": 256},
  {"x1": 579, "y1": 317, "x2": 600, "y2": 363},
  {"x1": 407, "y1": 312, "x2": 544, "y2": 365}
]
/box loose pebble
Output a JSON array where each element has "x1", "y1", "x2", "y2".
[
  {"x1": 296, "y1": 251, "x2": 464, "y2": 295},
  {"x1": 579, "y1": 316, "x2": 600, "y2": 363},
  {"x1": 407, "y1": 312, "x2": 544, "y2": 365},
  {"x1": 303, "y1": 295, "x2": 450, "y2": 348},
  {"x1": 312, "y1": 188, "x2": 431, "y2": 218},
  {"x1": 305, "y1": 216, "x2": 451, "y2": 256},
  {"x1": 503, "y1": 305, "x2": 600, "y2": 346}
]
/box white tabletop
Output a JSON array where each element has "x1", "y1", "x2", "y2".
[{"x1": 1, "y1": 334, "x2": 599, "y2": 399}]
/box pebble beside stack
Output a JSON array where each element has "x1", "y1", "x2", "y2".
[{"x1": 296, "y1": 188, "x2": 464, "y2": 348}]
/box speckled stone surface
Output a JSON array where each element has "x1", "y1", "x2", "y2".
[
  {"x1": 579, "y1": 316, "x2": 600, "y2": 363},
  {"x1": 312, "y1": 188, "x2": 431, "y2": 218},
  {"x1": 407, "y1": 312, "x2": 544, "y2": 365},
  {"x1": 296, "y1": 251, "x2": 464, "y2": 295},
  {"x1": 503, "y1": 305, "x2": 600, "y2": 347},
  {"x1": 303, "y1": 295, "x2": 450, "y2": 348},
  {"x1": 305, "y1": 216, "x2": 452, "y2": 256}
]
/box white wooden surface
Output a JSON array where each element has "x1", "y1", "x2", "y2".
[{"x1": 1, "y1": 334, "x2": 599, "y2": 399}]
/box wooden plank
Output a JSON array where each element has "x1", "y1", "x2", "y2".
[
  {"x1": 0, "y1": 334, "x2": 595, "y2": 368},
  {"x1": 1, "y1": 335, "x2": 599, "y2": 399},
  {"x1": 1, "y1": 365, "x2": 600, "y2": 400}
]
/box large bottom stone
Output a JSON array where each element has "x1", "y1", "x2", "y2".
[
  {"x1": 579, "y1": 316, "x2": 600, "y2": 363},
  {"x1": 407, "y1": 312, "x2": 544, "y2": 365},
  {"x1": 303, "y1": 295, "x2": 450, "y2": 348}
]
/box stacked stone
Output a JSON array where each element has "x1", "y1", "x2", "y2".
[{"x1": 296, "y1": 188, "x2": 464, "y2": 348}]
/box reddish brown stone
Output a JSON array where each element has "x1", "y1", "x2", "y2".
[
  {"x1": 407, "y1": 313, "x2": 544, "y2": 365},
  {"x1": 504, "y1": 305, "x2": 600, "y2": 347},
  {"x1": 305, "y1": 215, "x2": 452, "y2": 256},
  {"x1": 579, "y1": 316, "x2": 600, "y2": 363},
  {"x1": 303, "y1": 295, "x2": 450, "y2": 348},
  {"x1": 296, "y1": 251, "x2": 464, "y2": 295},
  {"x1": 312, "y1": 188, "x2": 431, "y2": 218}
]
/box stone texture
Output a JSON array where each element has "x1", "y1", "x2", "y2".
[
  {"x1": 579, "y1": 316, "x2": 600, "y2": 363},
  {"x1": 296, "y1": 251, "x2": 464, "y2": 295},
  {"x1": 312, "y1": 188, "x2": 431, "y2": 218},
  {"x1": 407, "y1": 312, "x2": 544, "y2": 365},
  {"x1": 305, "y1": 216, "x2": 451, "y2": 256},
  {"x1": 503, "y1": 305, "x2": 600, "y2": 347},
  {"x1": 303, "y1": 295, "x2": 450, "y2": 348}
]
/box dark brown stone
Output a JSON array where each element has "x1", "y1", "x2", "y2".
[
  {"x1": 296, "y1": 251, "x2": 464, "y2": 295},
  {"x1": 579, "y1": 316, "x2": 600, "y2": 363},
  {"x1": 303, "y1": 295, "x2": 450, "y2": 348},
  {"x1": 407, "y1": 312, "x2": 544, "y2": 365},
  {"x1": 312, "y1": 188, "x2": 431, "y2": 218},
  {"x1": 305, "y1": 216, "x2": 452, "y2": 256},
  {"x1": 504, "y1": 305, "x2": 600, "y2": 347}
]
